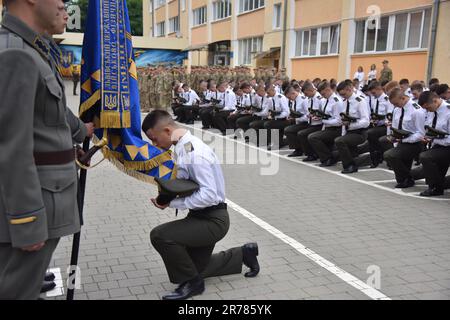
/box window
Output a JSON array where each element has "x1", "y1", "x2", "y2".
[
  {"x1": 193, "y1": 6, "x2": 207, "y2": 26},
  {"x1": 238, "y1": 37, "x2": 263, "y2": 65},
  {"x1": 156, "y1": 21, "x2": 165, "y2": 37},
  {"x1": 169, "y1": 16, "x2": 179, "y2": 34},
  {"x1": 355, "y1": 8, "x2": 432, "y2": 53},
  {"x1": 213, "y1": 0, "x2": 232, "y2": 21},
  {"x1": 239, "y1": 0, "x2": 265, "y2": 13},
  {"x1": 155, "y1": 0, "x2": 165, "y2": 9},
  {"x1": 295, "y1": 25, "x2": 340, "y2": 57},
  {"x1": 273, "y1": 3, "x2": 281, "y2": 29}
]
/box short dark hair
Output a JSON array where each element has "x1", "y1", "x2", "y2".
[
  {"x1": 389, "y1": 87, "x2": 405, "y2": 100},
  {"x1": 399, "y1": 79, "x2": 410, "y2": 85},
  {"x1": 418, "y1": 91, "x2": 439, "y2": 106},
  {"x1": 429, "y1": 78, "x2": 440, "y2": 87},
  {"x1": 410, "y1": 83, "x2": 424, "y2": 92},
  {"x1": 142, "y1": 110, "x2": 174, "y2": 133},
  {"x1": 337, "y1": 81, "x2": 352, "y2": 92},
  {"x1": 436, "y1": 84, "x2": 449, "y2": 96},
  {"x1": 302, "y1": 81, "x2": 315, "y2": 92},
  {"x1": 368, "y1": 81, "x2": 382, "y2": 91},
  {"x1": 429, "y1": 83, "x2": 440, "y2": 93},
  {"x1": 380, "y1": 80, "x2": 389, "y2": 87},
  {"x1": 317, "y1": 81, "x2": 330, "y2": 93},
  {"x1": 240, "y1": 82, "x2": 251, "y2": 90}
]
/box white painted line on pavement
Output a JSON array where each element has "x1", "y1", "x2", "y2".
[
  {"x1": 226, "y1": 199, "x2": 391, "y2": 300},
  {"x1": 183, "y1": 123, "x2": 450, "y2": 202}
]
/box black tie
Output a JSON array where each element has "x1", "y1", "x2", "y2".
[
  {"x1": 261, "y1": 97, "x2": 264, "y2": 109},
  {"x1": 346, "y1": 100, "x2": 350, "y2": 115},
  {"x1": 272, "y1": 98, "x2": 276, "y2": 110},
  {"x1": 323, "y1": 99, "x2": 329, "y2": 113},
  {"x1": 398, "y1": 107, "x2": 405, "y2": 130},
  {"x1": 289, "y1": 101, "x2": 292, "y2": 109},
  {"x1": 369, "y1": 97, "x2": 372, "y2": 112},
  {"x1": 250, "y1": 94, "x2": 253, "y2": 106},
  {"x1": 375, "y1": 99, "x2": 379, "y2": 114},
  {"x1": 310, "y1": 98, "x2": 314, "y2": 111},
  {"x1": 432, "y1": 111, "x2": 438, "y2": 128}
]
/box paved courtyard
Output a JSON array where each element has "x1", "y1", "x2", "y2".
[{"x1": 46, "y1": 84, "x2": 450, "y2": 300}]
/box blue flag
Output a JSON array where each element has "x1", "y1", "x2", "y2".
[{"x1": 79, "y1": 0, "x2": 176, "y2": 182}]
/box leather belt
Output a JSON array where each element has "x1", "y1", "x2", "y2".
[
  {"x1": 34, "y1": 149, "x2": 75, "y2": 166},
  {"x1": 190, "y1": 202, "x2": 227, "y2": 213}
]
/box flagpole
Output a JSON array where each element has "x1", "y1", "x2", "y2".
[{"x1": 67, "y1": 139, "x2": 90, "y2": 300}]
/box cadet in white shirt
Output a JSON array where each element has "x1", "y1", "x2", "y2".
[
  {"x1": 384, "y1": 88, "x2": 426, "y2": 188},
  {"x1": 400, "y1": 79, "x2": 414, "y2": 99},
  {"x1": 335, "y1": 81, "x2": 370, "y2": 174},
  {"x1": 228, "y1": 83, "x2": 254, "y2": 130},
  {"x1": 284, "y1": 86, "x2": 309, "y2": 157},
  {"x1": 418, "y1": 92, "x2": 450, "y2": 196},
  {"x1": 174, "y1": 83, "x2": 200, "y2": 124},
  {"x1": 297, "y1": 82, "x2": 325, "y2": 161},
  {"x1": 367, "y1": 81, "x2": 395, "y2": 168},
  {"x1": 308, "y1": 81, "x2": 345, "y2": 166},
  {"x1": 262, "y1": 86, "x2": 291, "y2": 149},
  {"x1": 237, "y1": 85, "x2": 267, "y2": 135},
  {"x1": 199, "y1": 83, "x2": 219, "y2": 129},
  {"x1": 212, "y1": 82, "x2": 237, "y2": 135},
  {"x1": 144, "y1": 111, "x2": 260, "y2": 300}
]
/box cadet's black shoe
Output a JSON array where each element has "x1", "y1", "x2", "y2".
[
  {"x1": 303, "y1": 155, "x2": 318, "y2": 162},
  {"x1": 288, "y1": 150, "x2": 303, "y2": 157},
  {"x1": 420, "y1": 188, "x2": 444, "y2": 197},
  {"x1": 201, "y1": 126, "x2": 210, "y2": 130},
  {"x1": 45, "y1": 272, "x2": 55, "y2": 282},
  {"x1": 40, "y1": 281, "x2": 56, "y2": 293},
  {"x1": 186, "y1": 120, "x2": 194, "y2": 125},
  {"x1": 395, "y1": 178, "x2": 415, "y2": 189},
  {"x1": 341, "y1": 165, "x2": 358, "y2": 174},
  {"x1": 242, "y1": 243, "x2": 260, "y2": 278},
  {"x1": 162, "y1": 278, "x2": 205, "y2": 300},
  {"x1": 320, "y1": 158, "x2": 337, "y2": 167}
]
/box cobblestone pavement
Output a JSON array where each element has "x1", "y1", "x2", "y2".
[{"x1": 46, "y1": 87, "x2": 450, "y2": 300}]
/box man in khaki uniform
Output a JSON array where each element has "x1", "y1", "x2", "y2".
[{"x1": 0, "y1": 0, "x2": 85, "y2": 300}]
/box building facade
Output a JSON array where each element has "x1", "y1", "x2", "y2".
[{"x1": 1, "y1": 1, "x2": 449, "y2": 82}]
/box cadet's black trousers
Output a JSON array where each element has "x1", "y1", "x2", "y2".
[
  {"x1": 384, "y1": 142, "x2": 423, "y2": 183},
  {"x1": 367, "y1": 125, "x2": 387, "y2": 163},
  {"x1": 308, "y1": 126, "x2": 342, "y2": 162},
  {"x1": 419, "y1": 145, "x2": 450, "y2": 190},
  {"x1": 335, "y1": 129, "x2": 368, "y2": 168},
  {"x1": 285, "y1": 122, "x2": 308, "y2": 151},
  {"x1": 199, "y1": 107, "x2": 214, "y2": 128},
  {"x1": 298, "y1": 125, "x2": 323, "y2": 157},
  {"x1": 150, "y1": 208, "x2": 243, "y2": 284},
  {"x1": 237, "y1": 115, "x2": 259, "y2": 132},
  {"x1": 213, "y1": 110, "x2": 233, "y2": 133},
  {"x1": 228, "y1": 112, "x2": 249, "y2": 130},
  {"x1": 264, "y1": 118, "x2": 291, "y2": 148}
]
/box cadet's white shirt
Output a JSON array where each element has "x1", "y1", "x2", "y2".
[
  {"x1": 241, "y1": 93, "x2": 254, "y2": 107},
  {"x1": 183, "y1": 90, "x2": 200, "y2": 106},
  {"x1": 425, "y1": 100, "x2": 450, "y2": 147},
  {"x1": 254, "y1": 94, "x2": 270, "y2": 118},
  {"x1": 170, "y1": 131, "x2": 226, "y2": 210},
  {"x1": 303, "y1": 91, "x2": 324, "y2": 126},
  {"x1": 370, "y1": 93, "x2": 393, "y2": 126},
  {"x1": 271, "y1": 94, "x2": 290, "y2": 120},
  {"x1": 321, "y1": 93, "x2": 345, "y2": 128},
  {"x1": 235, "y1": 93, "x2": 244, "y2": 107},
  {"x1": 206, "y1": 90, "x2": 219, "y2": 101},
  {"x1": 343, "y1": 93, "x2": 370, "y2": 131},
  {"x1": 392, "y1": 99, "x2": 425, "y2": 143},
  {"x1": 217, "y1": 89, "x2": 236, "y2": 111},
  {"x1": 274, "y1": 85, "x2": 282, "y2": 95},
  {"x1": 289, "y1": 93, "x2": 308, "y2": 124}
]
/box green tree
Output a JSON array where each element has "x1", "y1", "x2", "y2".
[{"x1": 66, "y1": 0, "x2": 142, "y2": 36}]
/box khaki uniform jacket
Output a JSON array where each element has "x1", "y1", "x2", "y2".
[{"x1": 0, "y1": 14, "x2": 82, "y2": 248}]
